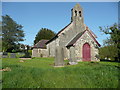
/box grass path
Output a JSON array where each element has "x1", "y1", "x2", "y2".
[{"x1": 2, "y1": 58, "x2": 120, "y2": 88}]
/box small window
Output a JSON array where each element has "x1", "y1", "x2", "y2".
[
  {"x1": 79, "y1": 11, "x2": 81, "y2": 17},
  {"x1": 75, "y1": 10, "x2": 77, "y2": 16}
]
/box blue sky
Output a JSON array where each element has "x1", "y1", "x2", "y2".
[{"x1": 2, "y1": 2, "x2": 118, "y2": 46}]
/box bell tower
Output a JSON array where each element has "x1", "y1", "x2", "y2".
[{"x1": 71, "y1": 3, "x2": 84, "y2": 24}]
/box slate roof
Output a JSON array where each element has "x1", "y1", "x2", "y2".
[
  {"x1": 66, "y1": 30, "x2": 100, "y2": 47},
  {"x1": 45, "y1": 22, "x2": 97, "y2": 45},
  {"x1": 46, "y1": 22, "x2": 72, "y2": 44},
  {"x1": 66, "y1": 31, "x2": 85, "y2": 47},
  {"x1": 33, "y1": 40, "x2": 49, "y2": 49}
]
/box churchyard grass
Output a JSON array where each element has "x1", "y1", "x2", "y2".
[
  {"x1": 2, "y1": 57, "x2": 120, "y2": 88},
  {"x1": 7, "y1": 53, "x2": 25, "y2": 58}
]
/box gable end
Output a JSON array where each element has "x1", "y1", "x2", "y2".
[{"x1": 66, "y1": 30, "x2": 100, "y2": 47}]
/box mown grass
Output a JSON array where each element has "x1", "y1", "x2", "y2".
[{"x1": 2, "y1": 57, "x2": 120, "y2": 88}]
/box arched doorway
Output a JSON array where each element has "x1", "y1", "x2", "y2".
[{"x1": 82, "y1": 43, "x2": 91, "y2": 61}]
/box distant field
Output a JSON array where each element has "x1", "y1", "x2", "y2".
[{"x1": 2, "y1": 58, "x2": 120, "y2": 88}]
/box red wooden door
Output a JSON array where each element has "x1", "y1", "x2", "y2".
[{"x1": 82, "y1": 43, "x2": 91, "y2": 61}]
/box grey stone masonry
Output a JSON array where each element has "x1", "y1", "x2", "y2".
[
  {"x1": 54, "y1": 46, "x2": 64, "y2": 66},
  {"x1": 69, "y1": 46, "x2": 78, "y2": 65}
]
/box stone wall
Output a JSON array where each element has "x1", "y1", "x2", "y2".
[
  {"x1": 46, "y1": 27, "x2": 99, "y2": 61},
  {"x1": 74, "y1": 30, "x2": 99, "y2": 61},
  {"x1": 32, "y1": 48, "x2": 48, "y2": 57},
  {"x1": 32, "y1": 48, "x2": 39, "y2": 57},
  {"x1": 46, "y1": 38, "x2": 59, "y2": 57},
  {"x1": 47, "y1": 20, "x2": 86, "y2": 58},
  {"x1": 58, "y1": 21, "x2": 85, "y2": 47}
]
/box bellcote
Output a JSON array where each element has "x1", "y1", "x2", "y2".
[{"x1": 71, "y1": 3, "x2": 84, "y2": 23}]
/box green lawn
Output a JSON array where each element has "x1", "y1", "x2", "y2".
[{"x1": 2, "y1": 57, "x2": 120, "y2": 88}]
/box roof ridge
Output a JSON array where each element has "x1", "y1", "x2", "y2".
[
  {"x1": 46, "y1": 22, "x2": 73, "y2": 44},
  {"x1": 66, "y1": 30, "x2": 100, "y2": 47}
]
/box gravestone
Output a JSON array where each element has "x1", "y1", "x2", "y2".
[
  {"x1": 54, "y1": 46, "x2": 64, "y2": 67},
  {"x1": 69, "y1": 47, "x2": 78, "y2": 65},
  {"x1": 2, "y1": 52, "x2": 8, "y2": 58},
  {"x1": 10, "y1": 53, "x2": 16, "y2": 58}
]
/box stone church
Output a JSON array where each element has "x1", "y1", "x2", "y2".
[
  {"x1": 32, "y1": 3, "x2": 100, "y2": 61},
  {"x1": 45, "y1": 3, "x2": 100, "y2": 61}
]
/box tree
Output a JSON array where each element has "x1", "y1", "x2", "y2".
[
  {"x1": 99, "y1": 45, "x2": 118, "y2": 61},
  {"x1": 99, "y1": 23, "x2": 120, "y2": 61},
  {"x1": 0, "y1": 21, "x2": 2, "y2": 52},
  {"x1": 2, "y1": 15, "x2": 25, "y2": 52},
  {"x1": 34, "y1": 28, "x2": 56, "y2": 44}
]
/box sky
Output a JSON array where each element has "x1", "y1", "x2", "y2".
[{"x1": 2, "y1": 2, "x2": 118, "y2": 46}]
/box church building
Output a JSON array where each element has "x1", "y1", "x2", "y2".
[{"x1": 45, "y1": 3, "x2": 100, "y2": 61}]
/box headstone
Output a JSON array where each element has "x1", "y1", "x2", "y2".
[
  {"x1": 54, "y1": 46, "x2": 64, "y2": 67},
  {"x1": 2, "y1": 52, "x2": 8, "y2": 58},
  {"x1": 69, "y1": 47, "x2": 78, "y2": 65},
  {"x1": 10, "y1": 53, "x2": 16, "y2": 58}
]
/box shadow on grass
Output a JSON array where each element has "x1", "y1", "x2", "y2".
[{"x1": 100, "y1": 59, "x2": 120, "y2": 63}]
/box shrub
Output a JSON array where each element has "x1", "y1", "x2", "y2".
[{"x1": 28, "y1": 50, "x2": 32, "y2": 56}]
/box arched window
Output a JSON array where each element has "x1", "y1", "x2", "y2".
[
  {"x1": 79, "y1": 11, "x2": 81, "y2": 17},
  {"x1": 75, "y1": 10, "x2": 77, "y2": 16}
]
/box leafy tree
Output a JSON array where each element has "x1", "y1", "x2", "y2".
[
  {"x1": 34, "y1": 28, "x2": 56, "y2": 44},
  {"x1": 0, "y1": 21, "x2": 2, "y2": 52},
  {"x1": 2, "y1": 15, "x2": 25, "y2": 52},
  {"x1": 99, "y1": 45, "x2": 118, "y2": 61},
  {"x1": 99, "y1": 23, "x2": 120, "y2": 61}
]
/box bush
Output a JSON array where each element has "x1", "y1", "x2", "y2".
[
  {"x1": 28, "y1": 50, "x2": 32, "y2": 56},
  {"x1": 20, "y1": 50, "x2": 31, "y2": 58},
  {"x1": 3, "y1": 52, "x2": 8, "y2": 55}
]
